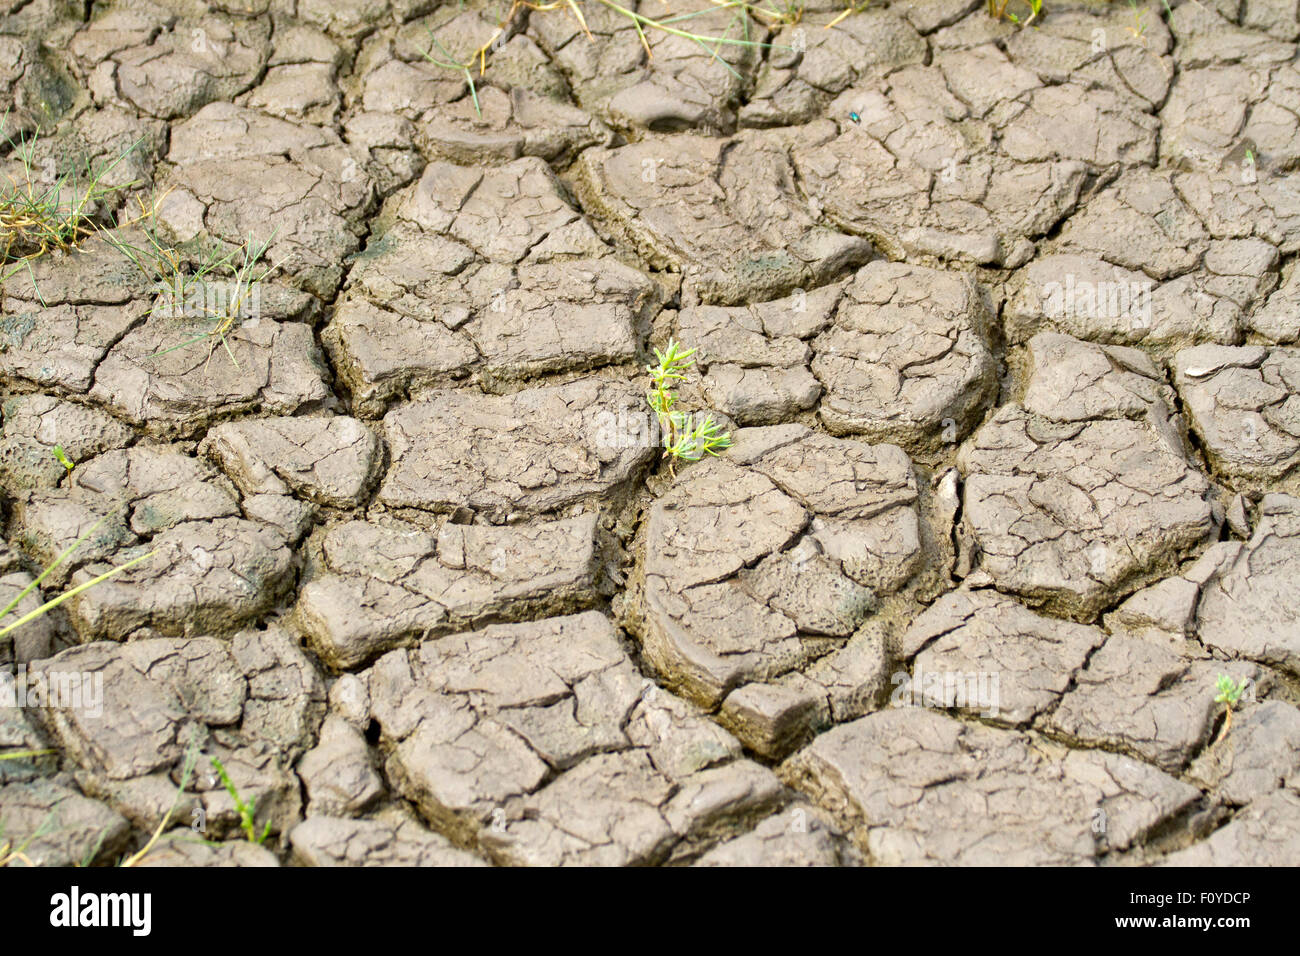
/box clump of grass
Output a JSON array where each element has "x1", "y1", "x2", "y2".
[
  {"x1": 646, "y1": 338, "x2": 732, "y2": 474},
  {"x1": 1213, "y1": 674, "x2": 1246, "y2": 741},
  {"x1": 417, "y1": 0, "x2": 794, "y2": 116},
  {"x1": 151, "y1": 233, "x2": 277, "y2": 371},
  {"x1": 0, "y1": 510, "x2": 157, "y2": 646},
  {"x1": 209, "y1": 755, "x2": 271, "y2": 845},
  {"x1": 0, "y1": 116, "x2": 143, "y2": 274},
  {"x1": 100, "y1": 205, "x2": 278, "y2": 371}
]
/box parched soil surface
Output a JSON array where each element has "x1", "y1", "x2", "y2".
[{"x1": 3, "y1": 0, "x2": 1300, "y2": 867}]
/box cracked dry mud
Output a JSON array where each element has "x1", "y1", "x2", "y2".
[{"x1": 2, "y1": 0, "x2": 1300, "y2": 868}]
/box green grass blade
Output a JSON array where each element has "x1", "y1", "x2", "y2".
[
  {"x1": 0, "y1": 549, "x2": 158, "y2": 641},
  {"x1": 0, "y1": 508, "x2": 119, "y2": 622}
]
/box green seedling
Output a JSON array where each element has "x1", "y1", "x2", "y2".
[
  {"x1": 0, "y1": 117, "x2": 143, "y2": 274},
  {"x1": 0, "y1": 509, "x2": 158, "y2": 644},
  {"x1": 1213, "y1": 674, "x2": 1246, "y2": 740},
  {"x1": 989, "y1": 0, "x2": 1040, "y2": 25},
  {"x1": 51, "y1": 445, "x2": 74, "y2": 481},
  {"x1": 417, "y1": 29, "x2": 484, "y2": 117},
  {"x1": 664, "y1": 411, "x2": 732, "y2": 464},
  {"x1": 1127, "y1": 0, "x2": 1148, "y2": 45},
  {"x1": 1008, "y1": 0, "x2": 1040, "y2": 24},
  {"x1": 646, "y1": 338, "x2": 732, "y2": 475},
  {"x1": 209, "y1": 756, "x2": 271, "y2": 845}
]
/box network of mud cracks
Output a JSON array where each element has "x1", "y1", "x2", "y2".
[{"x1": 3, "y1": 0, "x2": 1300, "y2": 866}]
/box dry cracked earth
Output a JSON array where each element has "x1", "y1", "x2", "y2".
[{"x1": 2, "y1": 0, "x2": 1300, "y2": 868}]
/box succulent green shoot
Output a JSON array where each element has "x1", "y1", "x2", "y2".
[
  {"x1": 1215, "y1": 674, "x2": 1244, "y2": 707},
  {"x1": 646, "y1": 338, "x2": 732, "y2": 472},
  {"x1": 1212, "y1": 674, "x2": 1248, "y2": 743},
  {"x1": 664, "y1": 411, "x2": 733, "y2": 461}
]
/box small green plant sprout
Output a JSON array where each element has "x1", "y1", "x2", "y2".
[
  {"x1": 646, "y1": 338, "x2": 732, "y2": 474},
  {"x1": 1213, "y1": 674, "x2": 1247, "y2": 740},
  {"x1": 0, "y1": 117, "x2": 143, "y2": 272},
  {"x1": 209, "y1": 755, "x2": 271, "y2": 845},
  {"x1": 1009, "y1": 0, "x2": 1041, "y2": 25},
  {"x1": 0, "y1": 509, "x2": 158, "y2": 645},
  {"x1": 51, "y1": 445, "x2": 74, "y2": 480},
  {"x1": 988, "y1": 0, "x2": 1040, "y2": 25},
  {"x1": 1126, "y1": 0, "x2": 1149, "y2": 46},
  {"x1": 667, "y1": 412, "x2": 732, "y2": 463},
  {"x1": 417, "y1": 29, "x2": 484, "y2": 117}
]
